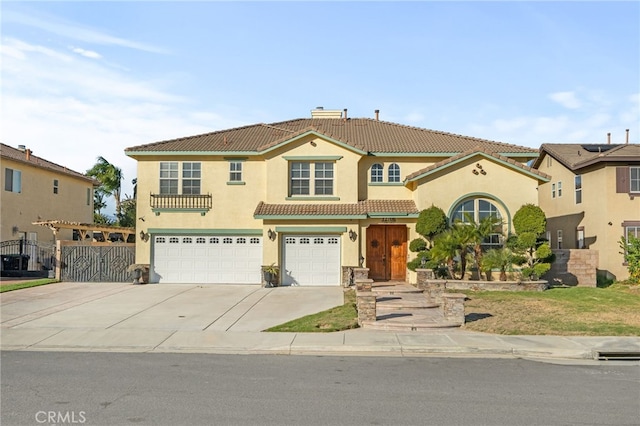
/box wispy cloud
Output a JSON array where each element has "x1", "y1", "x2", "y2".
[
  {"x1": 3, "y1": 9, "x2": 168, "y2": 54},
  {"x1": 70, "y1": 47, "x2": 102, "y2": 59},
  {"x1": 1, "y1": 37, "x2": 246, "y2": 202},
  {"x1": 549, "y1": 91, "x2": 582, "y2": 109}
]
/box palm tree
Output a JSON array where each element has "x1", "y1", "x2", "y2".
[
  {"x1": 430, "y1": 230, "x2": 462, "y2": 279},
  {"x1": 466, "y1": 214, "x2": 504, "y2": 279},
  {"x1": 87, "y1": 157, "x2": 123, "y2": 217}
]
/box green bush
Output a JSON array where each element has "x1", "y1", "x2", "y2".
[
  {"x1": 620, "y1": 235, "x2": 640, "y2": 283},
  {"x1": 513, "y1": 204, "x2": 546, "y2": 235},
  {"x1": 409, "y1": 238, "x2": 427, "y2": 253},
  {"x1": 416, "y1": 206, "x2": 448, "y2": 245}
]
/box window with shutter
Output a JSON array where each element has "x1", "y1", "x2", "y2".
[{"x1": 616, "y1": 167, "x2": 629, "y2": 193}]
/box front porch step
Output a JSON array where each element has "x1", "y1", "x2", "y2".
[
  {"x1": 376, "y1": 295, "x2": 439, "y2": 311},
  {"x1": 361, "y1": 311, "x2": 461, "y2": 331},
  {"x1": 359, "y1": 282, "x2": 461, "y2": 330},
  {"x1": 371, "y1": 283, "x2": 423, "y2": 295}
]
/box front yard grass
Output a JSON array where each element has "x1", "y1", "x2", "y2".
[
  {"x1": 462, "y1": 283, "x2": 640, "y2": 336},
  {"x1": 266, "y1": 283, "x2": 640, "y2": 336},
  {"x1": 0, "y1": 279, "x2": 59, "y2": 293},
  {"x1": 265, "y1": 289, "x2": 359, "y2": 332}
]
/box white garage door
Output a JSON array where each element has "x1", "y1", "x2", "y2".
[
  {"x1": 153, "y1": 235, "x2": 262, "y2": 284},
  {"x1": 282, "y1": 235, "x2": 341, "y2": 286}
]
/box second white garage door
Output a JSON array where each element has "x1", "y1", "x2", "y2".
[
  {"x1": 153, "y1": 235, "x2": 262, "y2": 284},
  {"x1": 282, "y1": 235, "x2": 341, "y2": 286}
]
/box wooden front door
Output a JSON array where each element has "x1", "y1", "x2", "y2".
[{"x1": 366, "y1": 225, "x2": 407, "y2": 281}]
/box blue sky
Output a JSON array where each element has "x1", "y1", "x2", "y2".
[{"x1": 2, "y1": 1, "x2": 639, "y2": 210}]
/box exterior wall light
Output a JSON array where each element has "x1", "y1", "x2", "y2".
[
  {"x1": 139, "y1": 231, "x2": 149, "y2": 242},
  {"x1": 267, "y1": 229, "x2": 276, "y2": 241},
  {"x1": 348, "y1": 229, "x2": 357, "y2": 241}
]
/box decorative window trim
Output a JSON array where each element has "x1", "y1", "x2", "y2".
[
  {"x1": 631, "y1": 167, "x2": 640, "y2": 193},
  {"x1": 228, "y1": 160, "x2": 243, "y2": 183},
  {"x1": 370, "y1": 163, "x2": 383, "y2": 183},
  {"x1": 289, "y1": 161, "x2": 335, "y2": 197},
  {"x1": 388, "y1": 163, "x2": 400, "y2": 183}
]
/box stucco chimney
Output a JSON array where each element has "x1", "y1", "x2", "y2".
[
  {"x1": 375, "y1": 110, "x2": 379, "y2": 121},
  {"x1": 626, "y1": 129, "x2": 629, "y2": 144},
  {"x1": 607, "y1": 132, "x2": 611, "y2": 144}
]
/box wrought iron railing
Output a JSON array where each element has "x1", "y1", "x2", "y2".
[
  {"x1": 0, "y1": 239, "x2": 55, "y2": 271},
  {"x1": 150, "y1": 193, "x2": 212, "y2": 210}
]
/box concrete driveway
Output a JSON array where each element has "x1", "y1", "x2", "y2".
[{"x1": 0, "y1": 282, "x2": 344, "y2": 333}]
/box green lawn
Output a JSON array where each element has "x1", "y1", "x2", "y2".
[
  {"x1": 265, "y1": 289, "x2": 359, "y2": 332},
  {"x1": 461, "y1": 283, "x2": 640, "y2": 336},
  {"x1": 265, "y1": 283, "x2": 640, "y2": 336},
  {"x1": 0, "y1": 279, "x2": 59, "y2": 293}
]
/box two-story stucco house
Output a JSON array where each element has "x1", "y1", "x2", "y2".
[
  {"x1": 125, "y1": 109, "x2": 549, "y2": 286},
  {"x1": 1, "y1": 143, "x2": 96, "y2": 244},
  {"x1": 534, "y1": 141, "x2": 640, "y2": 281}
]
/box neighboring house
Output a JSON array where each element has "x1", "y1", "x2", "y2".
[
  {"x1": 1, "y1": 143, "x2": 96, "y2": 244},
  {"x1": 125, "y1": 108, "x2": 549, "y2": 285},
  {"x1": 534, "y1": 141, "x2": 640, "y2": 281}
]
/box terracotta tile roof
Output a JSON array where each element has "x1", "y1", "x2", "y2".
[
  {"x1": 1, "y1": 143, "x2": 98, "y2": 184},
  {"x1": 125, "y1": 118, "x2": 537, "y2": 155},
  {"x1": 254, "y1": 200, "x2": 419, "y2": 217},
  {"x1": 534, "y1": 143, "x2": 640, "y2": 171},
  {"x1": 405, "y1": 146, "x2": 551, "y2": 181}
]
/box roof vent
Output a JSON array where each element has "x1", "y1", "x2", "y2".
[{"x1": 18, "y1": 145, "x2": 26, "y2": 151}]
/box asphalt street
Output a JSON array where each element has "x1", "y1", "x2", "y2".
[{"x1": 2, "y1": 351, "x2": 639, "y2": 426}]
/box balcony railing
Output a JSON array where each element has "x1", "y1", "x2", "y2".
[{"x1": 150, "y1": 193, "x2": 212, "y2": 210}]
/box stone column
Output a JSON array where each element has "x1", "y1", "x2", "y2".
[
  {"x1": 442, "y1": 293, "x2": 466, "y2": 325},
  {"x1": 356, "y1": 290, "x2": 376, "y2": 325},
  {"x1": 353, "y1": 268, "x2": 370, "y2": 281},
  {"x1": 355, "y1": 278, "x2": 373, "y2": 292},
  {"x1": 417, "y1": 280, "x2": 447, "y2": 305}
]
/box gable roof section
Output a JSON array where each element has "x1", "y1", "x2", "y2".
[
  {"x1": 405, "y1": 147, "x2": 551, "y2": 183},
  {"x1": 1, "y1": 143, "x2": 98, "y2": 184},
  {"x1": 534, "y1": 143, "x2": 640, "y2": 171},
  {"x1": 125, "y1": 118, "x2": 538, "y2": 157},
  {"x1": 254, "y1": 200, "x2": 419, "y2": 219}
]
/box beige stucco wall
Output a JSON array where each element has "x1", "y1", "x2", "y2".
[
  {"x1": 358, "y1": 157, "x2": 433, "y2": 200},
  {"x1": 412, "y1": 156, "x2": 540, "y2": 234},
  {"x1": 538, "y1": 155, "x2": 639, "y2": 280},
  {"x1": 1, "y1": 158, "x2": 94, "y2": 243}
]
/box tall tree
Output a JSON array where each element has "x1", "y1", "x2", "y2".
[{"x1": 87, "y1": 157, "x2": 123, "y2": 217}]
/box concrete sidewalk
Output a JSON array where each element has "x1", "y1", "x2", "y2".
[{"x1": 2, "y1": 282, "x2": 639, "y2": 360}]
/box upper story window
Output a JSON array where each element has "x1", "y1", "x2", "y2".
[
  {"x1": 631, "y1": 167, "x2": 640, "y2": 193},
  {"x1": 290, "y1": 162, "x2": 333, "y2": 196},
  {"x1": 4, "y1": 168, "x2": 21, "y2": 193},
  {"x1": 182, "y1": 162, "x2": 201, "y2": 195},
  {"x1": 552, "y1": 183, "x2": 556, "y2": 198},
  {"x1": 557, "y1": 181, "x2": 562, "y2": 197},
  {"x1": 370, "y1": 164, "x2": 383, "y2": 182},
  {"x1": 159, "y1": 162, "x2": 201, "y2": 195},
  {"x1": 575, "y1": 175, "x2": 582, "y2": 204},
  {"x1": 53, "y1": 179, "x2": 59, "y2": 194},
  {"x1": 388, "y1": 163, "x2": 400, "y2": 183},
  {"x1": 159, "y1": 162, "x2": 179, "y2": 194},
  {"x1": 229, "y1": 161, "x2": 242, "y2": 182}
]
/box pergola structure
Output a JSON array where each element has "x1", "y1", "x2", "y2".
[{"x1": 32, "y1": 220, "x2": 136, "y2": 242}]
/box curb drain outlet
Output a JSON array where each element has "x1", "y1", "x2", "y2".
[{"x1": 594, "y1": 351, "x2": 640, "y2": 361}]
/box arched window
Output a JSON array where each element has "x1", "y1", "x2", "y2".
[
  {"x1": 388, "y1": 163, "x2": 400, "y2": 182},
  {"x1": 451, "y1": 198, "x2": 503, "y2": 249},
  {"x1": 370, "y1": 164, "x2": 383, "y2": 183}
]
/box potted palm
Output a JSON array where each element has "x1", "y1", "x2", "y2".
[{"x1": 262, "y1": 263, "x2": 279, "y2": 287}]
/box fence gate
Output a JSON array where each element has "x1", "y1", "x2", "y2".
[{"x1": 60, "y1": 243, "x2": 135, "y2": 282}]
